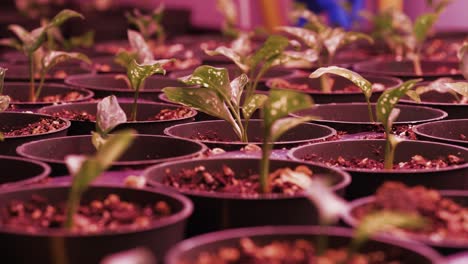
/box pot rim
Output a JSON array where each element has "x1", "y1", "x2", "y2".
[
  {"x1": 163, "y1": 119, "x2": 337, "y2": 147},
  {"x1": 287, "y1": 139, "x2": 468, "y2": 174},
  {"x1": 64, "y1": 73, "x2": 181, "y2": 92},
  {"x1": 3, "y1": 64, "x2": 92, "y2": 81},
  {"x1": 0, "y1": 184, "x2": 193, "y2": 238},
  {"x1": 16, "y1": 134, "x2": 208, "y2": 166},
  {"x1": 4, "y1": 82, "x2": 95, "y2": 105},
  {"x1": 413, "y1": 119, "x2": 468, "y2": 146},
  {"x1": 0, "y1": 155, "x2": 50, "y2": 188},
  {"x1": 291, "y1": 102, "x2": 448, "y2": 125},
  {"x1": 353, "y1": 59, "x2": 462, "y2": 77},
  {"x1": 343, "y1": 190, "x2": 468, "y2": 249},
  {"x1": 38, "y1": 101, "x2": 198, "y2": 124},
  {"x1": 165, "y1": 225, "x2": 444, "y2": 263},
  {"x1": 265, "y1": 74, "x2": 403, "y2": 95},
  {"x1": 143, "y1": 157, "x2": 351, "y2": 200},
  {"x1": 0, "y1": 112, "x2": 71, "y2": 139}
]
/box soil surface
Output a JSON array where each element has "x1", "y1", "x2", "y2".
[
  {"x1": 51, "y1": 107, "x2": 193, "y2": 122},
  {"x1": 353, "y1": 182, "x2": 468, "y2": 243},
  {"x1": 0, "y1": 193, "x2": 172, "y2": 233},
  {"x1": 10, "y1": 91, "x2": 85, "y2": 104},
  {"x1": 1, "y1": 117, "x2": 67, "y2": 136},
  {"x1": 304, "y1": 153, "x2": 464, "y2": 170},
  {"x1": 163, "y1": 165, "x2": 316, "y2": 196},
  {"x1": 182, "y1": 237, "x2": 404, "y2": 264}
]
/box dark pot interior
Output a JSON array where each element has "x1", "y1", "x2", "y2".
[
  {"x1": 164, "y1": 119, "x2": 336, "y2": 151},
  {"x1": 16, "y1": 135, "x2": 207, "y2": 176},
  {"x1": 38, "y1": 101, "x2": 197, "y2": 135},
  {"x1": 354, "y1": 60, "x2": 462, "y2": 80},
  {"x1": 293, "y1": 103, "x2": 448, "y2": 133},
  {"x1": 4, "y1": 82, "x2": 94, "y2": 111},
  {"x1": 144, "y1": 157, "x2": 350, "y2": 236},
  {"x1": 2, "y1": 64, "x2": 92, "y2": 82},
  {"x1": 399, "y1": 82, "x2": 467, "y2": 119},
  {"x1": 266, "y1": 75, "x2": 402, "y2": 104},
  {"x1": 0, "y1": 155, "x2": 50, "y2": 188},
  {"x1": 0, "y1": 112, "x2": 70, "y2": 156},
  {"x1": 165, "y1": 226, "x2": 443, "y2": 264},
  {"x1": 345, "y1": 190, "x2": 468, "y2": 255},
  {"x1": 64, "y1": 74, "x2": 188, "y2": 101},
  {"x1": 414, "y1": 119, "x2": 468, "y2": 148},
  {"x1": 0, "y1": 185, "x2": 192, "y2": 263},
  {"x1": 288, "y1": 140, "x2": 468, "y2": 199}
]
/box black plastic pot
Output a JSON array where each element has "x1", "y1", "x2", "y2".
[
  {"x1": 144, "y1": 157, "x2": 350, "y2": 236},
  {"x1": 0, "y1": 112, "x2": 70, "y2": 156},
  {"x1": 288, "y1": 140, "x2": 468, "y2": 199},
  {"x1": 414, "y1": 119, "x2": 468, "y2": 148},
  {"x1": 169, "y1": 64, "x2": 297, "y2": 90},
  {"x1": 0, "y1": 185, "x2": 192, "y2": 263},
  {"x1": 38, "y1": 101, "x2": 197, "y2": 135},
  {"x1": 164, "y1": 119, "x2": 336, "y2": 151},
  {"x1": 399, "y1": 82, "x2": 467, "y2": 119},
  {"x1": 266, "y1": 74, "x2": 402, "y2": 104},
  {"x1": 2, "y1": 63, "x2": 92, "y2": 82},
  {"x1": 292, "y1": 103, "x2": 448, "y2": 134},
  {"x1": 17, "y1": 135, "x2": 207, "y2": 176},
  {"x1": 344, "y1": 190, "x2": 468, "y2": 255},
  {"x1": 4, "y1": 82, "x2": 94, "y2": 111},
  {"x1": 0, "y1": 155, "x2": 50, "y2": 188},
  {"x1": 165, "y1": 226, "x2": 443, "y2": 264},
  {"x1": 65, "y1": 73, "x2": 189, "y2": 101},
  {"x1": 88, "y1": 56, "x2": 126, "y2": 73},
  {"x1": 354, "y1": 60, "x2": 463, "y2": 81}
]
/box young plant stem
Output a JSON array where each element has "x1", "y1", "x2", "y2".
[
  {"x1": 64, "y1": 193, "x2": 78, "y2": 229},
  {"x1": 412, "y1": 52, "x2": 423, "y2": 76},
  {"x1": 384, "y1": 129, "x2": 394, "y2": 169},
  {"x1": 130, "y1": 86, "x2": 140, "y2": 121},
  {"x1": 318, "y1": 58, "x2": 332, "y2": 93},
  {"x1": 35, "y1": 72, "x2": 46, "y2": 100},
  {"x1": 259, "y1": 132, "x2": 272, "y2": 193},
  {"x1": 366, "y1": 98, "x2": 375, "y2": 123},
  {"x1": 50, "y1": 237, "x2": 68, "y2": 264},
  {"x1": 316, "y1": 220, "x2": 329, "y2": 256},
  {"x1": 28, "y1": 53, "x2": 36, "y2": 102},
  {"x1": 225, "y1": 99, "x2": 247, "y2": 142}
]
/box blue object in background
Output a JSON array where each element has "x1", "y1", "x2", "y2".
[{"x1": 296, "y1": 0, "x2": 364, "y2": 30}]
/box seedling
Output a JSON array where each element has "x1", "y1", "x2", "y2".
[
  {"x1": 0, "y1": 9, "x2": 85, "y2": 102},
  {"x1": 411, "y1": 78, "x2": 467, "y2": 103},
  {"x1": 364, "y1": 1, "x2": 451, "y2": 75},
  {"x1": 163, "y1": 65, "x2": 268, "y2": 142},
  {"x1": 114, "y1": 30, "x2": 170, "y2": 121},
  {"x1": 279, "y1": 10, "x2": 373, "y2": 92},
  {"x1": 377, "y1": 79, "x2": 422, "y2": 169},
  {"x1": 0, "y1": 67, "x2": 10, "y2": 141},
  {"x1": 92, "y1": 95, "x2": 127, "y2": 150},
  {"x1": 459, "y1": 41, "x2": 468, "y2": 79},
  {"x1": 216, "y1": 0, "x2": 240, "y2": 38},
  {"x1": 259, "y1": 89, "x2": 315, "y2": 193},
  {"x1": 64, "y1": 129, "x2": 136, "y2": 229},
  {"x1": 126, "y1": 5, "x2": 165, "y2": 44}
]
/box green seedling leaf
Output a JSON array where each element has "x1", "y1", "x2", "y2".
[
  {"x1": 48, "y1": 9, "x2": 84, "y2": 29},
  {"x1": 271, "y1": 116, "x2": 317, "y2": 142},
  {"x1": 277, "y1": 26, "x2": 319, "y2": 48},
  {"x1": 310, "y1": 66, "x2": 372, "y2": 98},
  {"x1": 96, "y1": 95, "x2": 127, "y2": 134},
  {"x1": 242, "y1": 93, "x2": 268, "y2": 121},
  {"x1": 250, "y1": 35, "x2": 290, "y2": 70},
  {"x1": 0, "y1": 38, "x2": 22, "y2": 51},
  {"x1": 350, "y1": 211, "x2": 426, "y2": 255},
  {"x1": 127, "y1": 59, "x2": 167, "y2": 90},
  {"x1": 180, "y1": 66, "x2": 232, "y2": 102},
  {"x1": 292, "y1": 9, "x2": 327, "y2": 33},
  {"x1": 230, "y1": 73, "x2": 249, "y2": 106},
  {"x1": 376, "y1": 79, "x2": 422, "y2": 129},
  {"x1": 217, "y1": 0, "x2": 239, "y2": 37},
  {"x1": 444, "y1": 82, "x2": 468, "y2": 97},
  {"x1": 114, "y1": 50, "x2": 138, "y2": 68},
  {"x1": 205, "y1": 47, "x2": 249, "y2": 72},
  {"x1": 127, "y1": 29, "x2": 154, "y2": 63},
  {"x1": 42, "y1": 51, "x2": 91, "y2": 72},
  {"x1": 413, "y1": 13, "x2": 437, "y2": 45},
  {"x1": 0, "y1": 95, "x2": 11, "y2": 112},
  {"x1": 65, "y1": 129, "x2": 136, "y2": 229},
  {"x1": 64, "y1": 30, "x2": 94, "y2": 50},
  {"x1": 230, "y1": 32, "x2": 253, "y2": 57}
]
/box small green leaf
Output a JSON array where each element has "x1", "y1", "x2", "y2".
[
  {"x1": 96, "y1": 95, "x2": 128, "y2": 135},
  {"x1": 180, "y1": 66, "x2": 231, "y2": 102},
  {"x1": 205, "y1": 47, "x2": 249, "y2": 72},
  {"x1": 65, "y1": 30, "x2": 94, "y2": 49},
  {"x1": 405, "y1": 90, "x2": 421, "y2": 103},
  {"x1": 41, "y1": 51, "x2": 91, "y2": 73},
  {"x1": 444, "y1": 82, "x2": 468, "y2": 97},
  {"x1": 277, "y1": 26, "x2": 319, "y2": 48},
  {"x1": 413, "y1": 13, "x2": 437, "y2": 45},
  {"x1": 262, "y1": 89, "x2": 314, "y2": 129},
  {"x1": 114, "y1": 50, "x2": 138, "y2": 68},
  {"x1": 310, "y1": 66, "x2": 373, "y2": 99},
  {"x1": 48, "y1": 9, "x2": 84, "y2": 29},
  {"x1": 271, "y1": 116, "x2": 316, "y2": 142},
  {"x1": 127, "y1": 29, "x2": 154, "y2": 63},
  {"x1": 91, "y1": 131, "x2": 106, "y2": 150},
  {"x1": 376, "y1": 79, "x2": 422, "y2": 129},
  {"x1": 230, "y1": 74, "x2": 249, "y2": 106},
  {"x1": 351, "y1": 211, "x2": 426, "y2": 251},
  {"x1": 250, "y1": 35, "x2": 289, "y2": 70},
  {"x1": 127, "y1": 59, "x2": 167, "y2": 90},
  {"x1": 0, "y1": 95, "x2": 11, "y2": 112},
  {"x1": 242, "y1": 93, "x2": 268, "y2": 120},
  {"x1": 0, "y1": 38, "x2": 22, "y2": 51}
]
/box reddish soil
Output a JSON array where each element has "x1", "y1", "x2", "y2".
[
  {"x1": 0, "y1": 193, "x2": 172, "y2": 234},
  {"x1": 353, "y1": 182, "x2": 468, "y2": 243},
  {"x1": 10, "y1": 91, "x2": 85, "y2": 104},
  {"x1": 1, "y1": 118, "x2": 67, "y2": 136},
  {"x1": 183, "y1": 237, "x2": 403, "y2": 264}
]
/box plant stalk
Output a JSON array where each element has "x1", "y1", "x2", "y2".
[
  {"x1": 259, "y1": 134, "x2": 272, "y2": 193},
  {"x1": 412, "y1": 53, "x2": 423, "y2": 76},
  {"x1": 366, "y1": 98, "x2": 375, "y2": 123},
  {"x1": 383, "y1": 131, "x2": 394, "y2": 169},
  {"x1": 130, "y1": 84, "x2": 141, "y2": 121},
  {"x1": 35, "y1": 72, "x2": 46, "y2": 100},
  {"x1": 28, "y1": 53, "x2": 36, "y2": 102}
]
